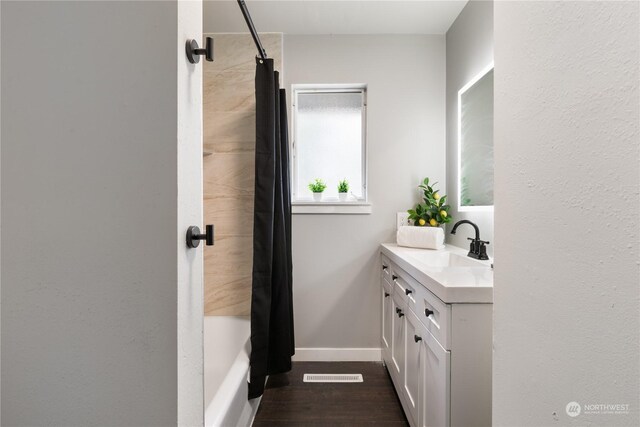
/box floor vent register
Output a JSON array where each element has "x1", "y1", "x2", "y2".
[{"x1": 303, "y1": 374, "x2": 363, "y2": 383}]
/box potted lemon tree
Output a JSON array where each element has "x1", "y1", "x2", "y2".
[{"x1": 407, "y1": 177, "x2": 452, "y2": 227}]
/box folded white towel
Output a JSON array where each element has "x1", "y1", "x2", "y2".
[{"x1": 396, "y1": 226, "x2": 445, "y2": 250}]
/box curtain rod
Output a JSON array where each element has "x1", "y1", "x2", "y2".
[{"x1": 237, "y1": 0, "x2": 267, "y2": 60}]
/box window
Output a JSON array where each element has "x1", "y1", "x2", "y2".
[{"x1": 291, "y1": 85, "x2": 368, "y2": 213}]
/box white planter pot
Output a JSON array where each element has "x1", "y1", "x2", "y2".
[
  {"x1": 338, "y1": 193, "x2": 348, "y2": 202},
  {"x1": 312, "y1": 192, "x2": 323, "y2": 202}
]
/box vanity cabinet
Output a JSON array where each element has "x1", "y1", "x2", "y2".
[{"x1": 380, "y1": 252, "x2": 492, "y2": 427}]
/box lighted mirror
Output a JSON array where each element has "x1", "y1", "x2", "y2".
[{"x1": 458, "y1": 64, "x2": 494, "y2": 210}]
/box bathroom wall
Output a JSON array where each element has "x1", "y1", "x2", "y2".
[
  {"x1": 284, "y1": 35, "x2": 446, "y2": 356},
  {"x1": 1, "y1": 1, "x2": 203, "y2": 425},
  {"x1": 494, "y1": 1, "x2": 639, "y2": 426},
  {"x1": 445, "y1": 0, "x2": 494, "y2": 255},
  {"x1": 203, "y1": 33, "x2": 282, "y2": 316}
]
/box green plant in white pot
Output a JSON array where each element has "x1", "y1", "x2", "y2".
[
  {"x1": 308, "y1": 178, "x2": 327, "y2": 202},
  {"x1": 337, "y1": 179, "x2": 349, "y2": 201}
]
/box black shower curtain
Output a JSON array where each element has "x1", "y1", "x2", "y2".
[{"x1": 248, "y1": 58, "x2": 294, "y2": 400}]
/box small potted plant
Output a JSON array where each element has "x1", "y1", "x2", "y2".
[
  {"x1": 407, "y1": 177, "x2": 452, "y2": 227},
  {"x1": 308, "y1": 178, "x2": 327, "y2": 202},
  {"x1": 337, "y1": 179, "x2": 349, "y2": 201}
]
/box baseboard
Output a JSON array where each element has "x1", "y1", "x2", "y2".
[{"x1": 292, "y1": 348, "x2": 382, "y2": 362}]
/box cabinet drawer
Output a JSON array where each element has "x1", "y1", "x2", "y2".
[
  {"x1": 416, "y1": 284, "x2": 450, "y2": 350},
  {"x1": 381, "y1": 254, "x2": 392, "y2": 283},
  {"x1": 390, "y1": 270, "x2": 416, "y2": 306},
  {"x1": 392, "y1": 263, "x2": 451, "y2": 350},
  {"x1": 382, "y1": 276, "x2": 393, "y2": 295}
]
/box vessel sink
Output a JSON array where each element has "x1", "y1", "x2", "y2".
[{"x1": 406, "y1": 250, "x2": 487, "y2": 268}]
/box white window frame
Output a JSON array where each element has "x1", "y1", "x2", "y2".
[{"x1": 290, "y1": 84, "x2": 370, "y2": 214}]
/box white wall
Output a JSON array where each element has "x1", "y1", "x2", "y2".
[
  {"x1": 1, "y1": 1, "x2": 203, "y2": 425},
  {"x1": 445, "y1": 0, "x2": 494, "y2": 255},
  {"x1": 284, "y1": 35, "x2": 446, "y2": 352},
  {"x1": 494, "y1": 1, "x2": 639, "y2": 426}
]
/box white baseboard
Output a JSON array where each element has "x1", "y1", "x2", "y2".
[{"x1": 292, "y1": 348, "x2": 382, "y2": 362}]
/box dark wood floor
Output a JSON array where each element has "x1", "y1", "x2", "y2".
[{"x1": 252, "y1": 362, "x2": 409, "y2": 427}]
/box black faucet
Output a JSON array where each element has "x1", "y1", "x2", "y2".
[{"x1": 450, "y1": 220, "x2": 490, "y2": 260}]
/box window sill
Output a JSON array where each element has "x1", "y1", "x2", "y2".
[{"x1": 292, "y1": 201, "x2": 372, "y2": 215}]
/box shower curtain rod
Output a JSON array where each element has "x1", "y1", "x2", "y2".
[{"x1": 237, "y1": 0, "x2": 267, "y2": 60}]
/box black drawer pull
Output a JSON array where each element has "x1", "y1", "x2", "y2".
[
  {"x1": 397, "y1": 310, "x2": 404, "y2": 318},
  {"x1": 405, "y1": 289, "x2": 413, "y2": 295},
  {"x1": 382, "y1": 265, "x2": 388, "y2": 271},
  {"x1": 424, "y1": 308, "x2": 434, "y2": 317},
  {"x1": 384, "y1": 292, "x2": 390, "y2": 298},
  {"x1": 392, "y1": 275, "x2": 398, "y2": 281},
  {"x1": 414, "y1": 335, "x2": 422, "y2": 343}
]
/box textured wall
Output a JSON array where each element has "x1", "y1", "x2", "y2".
[
  {"x1": 445, "y1": 0, "x2": 494, "y2": 255},
  {"x1": 203, "y1": 33, "x2": 282, "y2": 315},
  {"x1": 1, "y1": 1, "x2": 203, "y2": 425},
  {"x1": 284, "y1": 35, "x2": 446, "y2": 350},
  {"x1": 494, "y1": 1, "x2": 639, "y2": 425}
]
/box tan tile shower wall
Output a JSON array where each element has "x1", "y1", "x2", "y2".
[{"x1": 204, "y1": 33, "x2": 282, "y2": 315}]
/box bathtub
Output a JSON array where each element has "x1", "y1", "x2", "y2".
[{"x1": 204, "y1": 316, "x2": 259, "y2": 427}]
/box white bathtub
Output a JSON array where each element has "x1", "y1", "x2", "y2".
[{"x1": 204, "y1": 316, "x2": 259, "y2": 427}]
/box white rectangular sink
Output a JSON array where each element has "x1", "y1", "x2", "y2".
[{"x1": 405, "y1": 250, "x2": 487, "y2": 268}]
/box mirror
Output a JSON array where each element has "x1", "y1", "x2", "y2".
[{"x1": 458, "y1": 64, "x2": 494, "y2": 210}]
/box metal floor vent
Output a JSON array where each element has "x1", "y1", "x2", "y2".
[{"x1": 303, "y1": 374, "x2": 363, "y2": 383}]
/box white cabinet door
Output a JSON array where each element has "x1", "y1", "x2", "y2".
[
  {"x1": 421, "y1": 327, "x2": 450, "y2": 427},
  {"x1": 404, "y1": 309, "x2": 423, "y2": 427},
  {"x1": 391, "y1": 293, "x2": 406, "y2": 379},
  {"x1": 381, "y1": 278, "x2": 393, "y2": 363}
]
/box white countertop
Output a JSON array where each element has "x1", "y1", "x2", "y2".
[{"x1": 380, "y1": 243, "x2": 493, "y2": 304}]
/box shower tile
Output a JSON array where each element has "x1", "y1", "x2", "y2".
[
  {"x1": 204, "y1": 234, "x2": 253, "y2": 316},
  {"x1": 205, "y1": 235, "x2": 253, "y2": 276},
  {"x1": 205, "y1": 276, "x2": 252, "y2": 316},
  {"x1": 203, "y1": 152, "x2": 255, "y2": 199},
  {"x1": 204, "y1": 71, "x2": 255, "y2": 113},
  {"x1": 203, "y1": 111, "x2": 255, "y2": 152},
  {"x1": 204, "y1": 194, "x2": 254, "y2": 237},
  {"x1": 203, "y1": 32, "x2": 282, "y2": 316}
]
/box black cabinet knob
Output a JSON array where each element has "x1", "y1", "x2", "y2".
[
  {"x1": 186, "y1": 225, "x2": 214, "y2": 248},
  {"x1": 414, "y1": 335, "x2": 422, "y2": 343},
  {"x1": 382, "y1": 265, "x2": 388, "y2": 271},
  {"x1": 392, "y1": 275, "x2": 398, "y2": 281},
  {"x1": 424, "y1": 308, "x2": 434, "y2": 317},
  {"x1": 397, "y1": 310, "x2": 404, "y2": 318},
  {"x1": 405, "y1": 289, "x2": 413, "y2": 295},
  {"x1": 384, "y1": 292, "x2": 390, "y2": 298}
]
